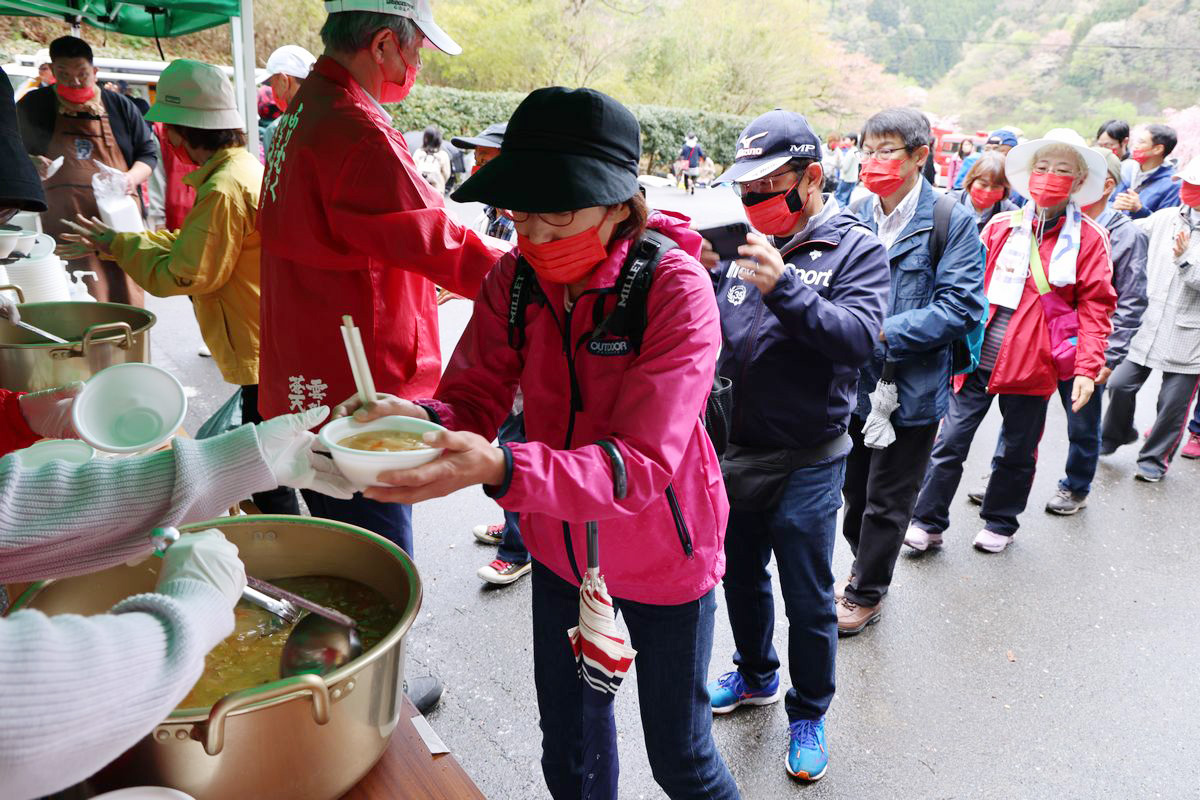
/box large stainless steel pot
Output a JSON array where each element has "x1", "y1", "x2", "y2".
[
  {"x1": 13, "y1": 515, "x2": 422, "y2": 800},
  {"x1": 0, "y1": 285, "x2": 155, "y2": 392}
]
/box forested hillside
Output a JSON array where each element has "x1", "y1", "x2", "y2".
[{"x1": 2, "y1": 0, "x2": 1196, "y2": 137}]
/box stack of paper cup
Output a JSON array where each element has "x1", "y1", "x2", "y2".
[{"x1": 7, "y1": 253, "x2": 72, "y2": 303}]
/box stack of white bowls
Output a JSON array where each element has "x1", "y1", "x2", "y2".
[{"x1": 7, "y1": 249, "x2": 72, "y2": 303}]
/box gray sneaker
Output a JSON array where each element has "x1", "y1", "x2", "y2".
[
  {"x1": 966, "y1": 474, "x2": 988, "y2": 505},
  {"x1": 1045, "y1": 487, "x2": 1087, "y2": 515}
]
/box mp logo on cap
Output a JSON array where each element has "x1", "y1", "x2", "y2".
[{"x1": 791, "y1": 144, "x2": 816, "y2": 154}]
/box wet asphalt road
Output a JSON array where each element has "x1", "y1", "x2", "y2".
[{"x1": 150, "y1": 185, "x2": 1200, "y2": 799}]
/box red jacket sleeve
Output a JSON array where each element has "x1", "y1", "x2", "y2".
[
  {"x1": 326, "y1": 137, "x2": 505, "y2": 299},
  {"x1": 1072, "y1": 222, "x2": 1118, "y2": 379},
  {"x1": 1, "y1": 390, "x2": 38, "y2": 457}
]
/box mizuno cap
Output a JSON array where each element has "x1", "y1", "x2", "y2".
[{"x1": 715, "y1": 109, "x2": 823, "y2": 185}]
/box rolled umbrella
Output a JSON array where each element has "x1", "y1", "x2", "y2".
[
  {"x1": 861, "y1": 361, "x2": 901, "y2": 450},
  {"x1": 567, "y1": 440, "x2": 636, "y2": 800}
]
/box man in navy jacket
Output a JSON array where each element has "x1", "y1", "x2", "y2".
[
  {"x1": 838, "y1": 108, "x2": 986, "y2": 635},
  {"x1": 702, "y1": 109, "x2": 889, "y2": 783},
  {"x1": 1110, "y1": 123, "x2": 1180, "y2": 219}
]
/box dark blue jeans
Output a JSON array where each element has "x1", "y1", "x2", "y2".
[
  {"x1": 1055, "y1": 379, "x2": 1105, "y2": 496},
  {"x1": 912, "y1": 369, "x2": 1049, "y2": 537},
  {"x1": 301, "y1": 489, "x2": 413, "y2": 556},
  {"x1": 531, "y1": 561, "x2": 739, "y2": 800},
  {"x1": 722, "y1": 457, "x2": 846, "y2": 722},
  {"x1": 496, "y1": 412, "x2": 529, "y2": 565}
]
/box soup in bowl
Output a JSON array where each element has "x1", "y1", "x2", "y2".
[{"x1": 318, "y1": 414, "x2": 447, "y2": 488}]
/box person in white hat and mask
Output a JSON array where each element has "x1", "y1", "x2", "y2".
[
  {"x1": 1101, "y1": 156, "x2": 1200, "y2": 480},
  {"x1": 58, "y1": 59, "x2": 309, "y2": 517},
  {"x1": 256, "y1": 0, "x2": 507, "y2": 714},
  {"x1": 14, "y1": 48, "x2": 54, "y2": 101},
  {"x1": 261, "y1": 44, "x2": 317, "y2": 158},
  {"x1": 906, "y1": 128, "x2": 1117, "y2": 554}
]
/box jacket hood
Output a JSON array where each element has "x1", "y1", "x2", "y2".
[{"x1": 646, "y1": 209, "x2": 702, "y2": 259}]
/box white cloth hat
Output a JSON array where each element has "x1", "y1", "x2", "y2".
[
  {"x1": 265, "y1": 45, "x2": 316, "y2": 81},
  {"x1": 323, "y1": 0, "x2": 461, "y2": 55},
  {"x1": 34, "y1": 49, "x2": 51, "y2": 68},
  {"x1": 1174, "y1": 156, "x2": 1200, "y2": 186},
  {"x1": 145, "y1": 59, "x2": 243, "y2": 130},
  {"x1": 1005, "y1": 128, "x2": 1107, "y2": 207}
]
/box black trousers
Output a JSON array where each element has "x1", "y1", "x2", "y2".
[
  {"x1": 1101, "y1": 360, "x2": 1200, "y2": 474},
  {"x1": 240, "y1": 384, "x2": 301, "y2": 515},
  {"x1": 842, "y1": 414, "x2": 938, "y2": 607},
  {"x1": 911, "y1": 369, "x2": 1050, "y2": 537}
]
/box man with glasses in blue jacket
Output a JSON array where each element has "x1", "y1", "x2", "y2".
[{"x1": 702, "y1": 109, "x2": 889, "y2": 783}]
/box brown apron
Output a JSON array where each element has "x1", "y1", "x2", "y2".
[{"x1": 42, "y1": 105, "x2": 145, "y2": 306}]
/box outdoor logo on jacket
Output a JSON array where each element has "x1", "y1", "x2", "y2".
[{"x1": 587, "y1": 337, "x2": 632, "y2": 356}]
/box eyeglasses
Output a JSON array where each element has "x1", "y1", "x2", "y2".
[
  {"x1": 499, "y1": 209, "x2": 578, "y2": 227},
  {"x1": 860, "y1": 146, "x2": 908, "y2": 161},
  {"x1": 733, "y1": 169, "x2": 798, "y2": 198},
  {"x1": 1031, "y1": 163, "x2": 1078, "y2": 177}
]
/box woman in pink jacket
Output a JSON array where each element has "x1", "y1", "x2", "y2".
[{"x1": 336, "y1": 88, "x2": 738, "y2": 799}]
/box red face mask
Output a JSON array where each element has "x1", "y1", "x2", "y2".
[
  {"x1": 859, "y1": 157, "x2": 908, "y2": 197},
  {"x1": 380, "y1": 48, "x2": 418, "y2": 103},
  {"x1": 56, "y1": 83, "x2": 95, "y2": 105},
  {"x1": 274, "y1": 90, "x2": 288, "y2": 113},
  {"x1": 969, "y1": 186, "x2": 1005, "y2": 210},
  {"x1": 471, "y1": 164, "x2": 481, "y2": 175},
  {"x1": 1027, "y1": 172, "x2": 1075, "y2": 208},
  {"x1": 518, "y1": 226, "x2": 609, "y2": 284},
  {"x1": 1129, "y1": 148, "x2": 1154, "y2": 165},
  {"x1": 1181, "y1": 182, "x2": 1200, "y2": 209},
  {"x1": 743, "y1": 183, "x2": 809, "y2": 236}
]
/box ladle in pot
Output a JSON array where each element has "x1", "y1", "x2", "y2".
[{"x1": 149, "y1": 527, "x2": 363, "y2": 677}]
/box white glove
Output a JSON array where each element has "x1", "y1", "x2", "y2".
[
  {"x1": 861, "y1": 380, "x2": 900, "y2": 450},
  {"x1": 0, "y1": 292, "x2": 19, "y2": 325},
  {"x1": 18, "y1": 382, "x2": 84, "y2": 439},
  {"x1": 155, "y1": 529, "x2": 246, "y2": 608},
  {"x1": 256, "y1": 405, "x2": 355, "y2": 499}
]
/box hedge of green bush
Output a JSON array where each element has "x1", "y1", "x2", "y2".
[{"x1": 389, "y1": 85, "x2": 751, "y2": 175}]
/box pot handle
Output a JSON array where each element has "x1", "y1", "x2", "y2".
[
  {"x1": 80, "y1": 321, "x2": 134, "y2": 355},
  {"x1": 202, "y1": 673, "x2": 331, "y2": 756},
  {"x1": 0, "y1": 284, "x2": 26, "y2": 303}
]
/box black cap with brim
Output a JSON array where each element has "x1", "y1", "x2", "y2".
[
  {"x1": 451, "y1": 122, "x2": 506, "y2": 150},
  {"x1": 452, "y1": 149, "x2": 638, "y2": 212},
  {"x1": 450, "y1": 87, "x2": 640, "y2": 213}
]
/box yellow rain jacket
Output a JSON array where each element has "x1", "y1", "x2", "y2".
[{"x1": 111, "y1": 146, "x2": 263, "y2": 386}]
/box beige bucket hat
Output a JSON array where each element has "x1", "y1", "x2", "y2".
[{"x1": 146, "y1": 59, "x2": 243, "y2": 130}]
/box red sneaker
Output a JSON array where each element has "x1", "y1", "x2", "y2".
[{"x1": 1181, "y1": 432, "x2": 1200, "y2": 460}]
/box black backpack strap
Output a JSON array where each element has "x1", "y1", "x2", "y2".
[
  {"x1": 507, "y1": 257, "x2": 539, "y2": 350},
  {"x1": 591, "y1": 229, "x2": 677, "y2": 354},
  {"x1": 929, "y1": 191, "x2": 955, "y2": 266}
]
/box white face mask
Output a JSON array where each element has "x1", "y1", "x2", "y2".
[{"x1": 686, "y1": 137, "x2": 697, "y2": 147}]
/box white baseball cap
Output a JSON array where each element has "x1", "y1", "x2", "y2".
[
  {"x1": 34, "y1": 49, "x2": 51, "y2": 68},
  {"x1": 265, "y1": 45, "x2": 316, "y2": 81},
  {"x1": 1005, "y1": 128, "x2": 1107, "y2": 207},
  {"x1": 323, "y1": 0, "x2": 462, "y2": 55},
  {"x1": 1173, "y1": 156, "x2": 1200, "y2": 186},
  {"x1": 146, "y1": 59, "x2": 243, "y2": 130}
]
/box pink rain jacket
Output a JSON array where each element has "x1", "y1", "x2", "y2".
[{"x1": 423, "y1": 212, "x2": 727, "y2": 606}]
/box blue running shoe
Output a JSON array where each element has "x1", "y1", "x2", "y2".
[
  {"x1": 786, "y1": 717, "x2": 828, "y2": 781},
  {"x1": 707, "y1": 670, "x2": 781, "y2": 715}
]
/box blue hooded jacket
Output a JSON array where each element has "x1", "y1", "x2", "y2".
[
  {"x1": 1110, "y1": 162, "x2": 1180, "y2": 219},
  {"x1": 852, "y1": 180, "x2": 987, "y2": 426},
  {"x1": 715, "y1": 203, "x2": 890, "y2": 450}
]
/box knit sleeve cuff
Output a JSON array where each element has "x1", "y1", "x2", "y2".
[
  {"x1": 112, "y1": 578, "x2": 234, "y2": 654},
  {"x1": 482, "y1": 444, "x2": 513, "y2": 499},
  {"x1": 170, "y1": 424, "x2": 277, "y2": 519}
]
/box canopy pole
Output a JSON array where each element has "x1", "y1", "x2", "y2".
[{"x1": 230, "y1": 0, "x2": 258, "y2": 157}]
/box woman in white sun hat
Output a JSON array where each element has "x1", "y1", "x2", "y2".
[
  {"x1": 58, "y1": 59, "x2": 299, "y2": 515},
  {"x1": 906, "y1": 128, "x2": 1117, "y2": 554}
]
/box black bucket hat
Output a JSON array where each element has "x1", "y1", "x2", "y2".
[{"x1": 451, "y1": 87, "x2": 640, "y2": 213}]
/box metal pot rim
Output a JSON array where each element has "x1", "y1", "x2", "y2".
[{"x1": 0, "y1": 301, "x2": 156, "y2": 349}]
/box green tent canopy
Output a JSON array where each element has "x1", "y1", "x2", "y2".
[{"x1": 0, "y1": 0, "x2": 239, "y2": 37}]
